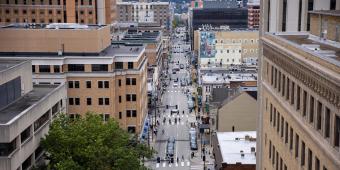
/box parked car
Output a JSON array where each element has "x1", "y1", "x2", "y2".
[
  {"x1": 189, "y1": 129, "x2": 198, "y2": 150},
  {"x1": 180, "y1": 64, "x2": 184, "y2": 69},
  {"x1": 173, "y1": 83, "x2": 178, "y2": 87},
  {"x1": 171, "y1": 109, "x2": 179, "y2": 114}
]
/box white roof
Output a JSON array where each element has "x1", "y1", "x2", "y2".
[
  {"x1": 216, "y1": 131, "x2": 256, "y2": 165},
  {"x1": 202, "y1": 73, "x2": 257, "y2": 84}
]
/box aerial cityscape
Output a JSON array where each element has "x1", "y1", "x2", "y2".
[{"x1": 0, "y1": 0, "x2": 339, "y2": 170}]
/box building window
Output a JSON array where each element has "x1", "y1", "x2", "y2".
[
  {"x1": 98, "y1": 81, "x2": 109, "y2": 88},
  {"x1": 316, "y1": 101, "x2": 322, "y2": 130},
  {"x1": 335, "y1": 115, "x2": 340, "y2": 147},
  {"x1": 54, "y1": 65, "x2": 60, "y2": 73},
  {"x1": 118, "y1": 79, "x2": 121, "y2": 86},
  {"x1": 324, "y1": 107, "x2": 330, "y2": 138},
  {"x1": 119, "y1": 112, "x2": 122, "y2": 119},
  {"x1": 290, "y1": 127, "x2": 293, "y2": 150},
  {"x1": 127, "y1": 126, "x2": 136, "y2": 133},
  {"x1": 101, "y1": 114, "x2": 110, "y2": 122},
  {"x1": 86, "y1": 98, "x2": 92, "y2": 105},
  {"x1": 308, "y1": 149, "x2": 312, "y2": 170},
  {"x1": 126, "y1": 94, "x2": 137, "y2": 101},
  {"x1": 32, "y1": 65, "x2": 36, "y2": 73},
  {"x1": 68, "y1": 64, "x2": 84, "y2": 72},
  {"x1": 20, "y1": 126, "x2": 31, "y2": 143},
  {"x1": 0, "y1": 139, "x2": 17, "y2": 156},
  {"x1": 68, "y1": 81, "x2": 80, "y2": 88},
  {"x1": 302, "y1": 90, "x2": 307, "y2": 117},
  {"x1": 309, "y1": 96, "x2": 315, "y2": 123},
  {"x1": 86, "y1": 81, "x2": 91, "y2": 88},
  {"x1": 34, "y1": 111, "x2": 50, "y2": 131},
  {"x1": 285, "y1": 122, "x2": 288, "y2": 143},
  {"x1": 98, "y1": 98, "x2": 110, "y2": 105},
  {"x1": 115, "y1": 62, "x2": 123, "y2": 69},
  {"x1": 92, "y1": 64, "x2": 108, "y2": 72},
  {"x1": 126, "y1": 78, "x2": 136, "y2": 85},
  {"x1": 68, "y1": 98, "x2": 80, "y2": 105},
  {"x1": 296, "y1": 85, "x2": 301, "y2": 110},
  {"x1": 39, "y1": 65, "x2": 50, "y2": 73},
  {"x1": 22, "y1": 154, "x2": 32, "y2": 170},
  {"x1": 295, "y1": 134, "x2": 299, "y2": 158},
  {"x1": 119, "y1": 96, "x2": 121, "y2": 103},
  {"x1": 128, "y1": 62, "x2": 134, "y2": 69}
]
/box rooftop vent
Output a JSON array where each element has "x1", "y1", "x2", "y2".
[{"x1": 251, "y1": 147, "x2": 256, "y2": 153}]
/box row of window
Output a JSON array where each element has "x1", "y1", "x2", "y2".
[
  {"x1": 68, "y1": 78, "x2": 137, "y2": 89},
  {"x1": 69, "y1": 97, "x2": 110, "y2": 106},
  {"x1": 265, "y1": 61, "x2": 340, "y2": 148},
  {"x1": 268, "y1": 104, "x2": 326, "y2": 170},
  {"x1": 31, "y1": 63, "x2": 134, "y2": 73},
  {"x1": 68, "y1": 95, "x2": 137, "y2": 106},
  {"x1": 214, "y1": 38, "x2": 259, "y2": 44},
  {"x1": 3, "y1": 0, "x2": 93, "y2": 6}
]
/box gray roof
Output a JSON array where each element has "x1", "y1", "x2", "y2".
[
  {"x1": 0, "y1": 85, "x2": 59, "y2": 124},
  {"x1": 0, "y1": 60, "x2": 24, "y2": 72},
  {"x1": 203, "y1": 0, "x2": 239, "y2": 9}
]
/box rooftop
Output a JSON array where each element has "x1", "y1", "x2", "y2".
[
  {"x1": 270, "y1": 32, "x2": 340, "y2": 66},
  {"x1": 112, "y1": 31, "x2": 161, "y2": 44},
  {"x1": 0, "y1": 85, "x2": 59, "y2": 124},
  {"x1": 309, "y1": 10, "x2": 340, "y2": 17},
  {"x1": 216, "y1": 131, "x2": 256, "y2": 165},
  {"x1": 103, "y1": 44, "x2": 145, "y2": 57},
  {"x1": 1, "y1": 23, "x2": 106, "y2": 30},
  {"x1": 202, "y1": 73, "x2": 257, "y2": 84},
  {"x1": 0, "y1": 60, "x2": 23, "y2": 72}
]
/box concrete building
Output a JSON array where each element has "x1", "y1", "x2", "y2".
[
  {"x1": 116, "y1": 1, "x2": 170, "y2": 29},
  {"x1": 0, "y1": 0, "x2": 116, "y2": 25},
  {"x1": 257, "y1": 4, "x2": 340, "y2": 170},
  {"x1": 212, "y1": 131, "x2": 256, "y2": 170},
  {"x1": 194, "y1": 28, "x2": 259, "y2": 68},
  {"x1": 0, "y1": 23, "x2": 149, "y2": 135},
  {"x1": 216, "y1": 91, "x2": 257, "y2": 132},
  {"x1": 0, "y1": 60, "x2": 66, "y2": 170},
  {"x1": 247, "y1": 0, "x2": 260, "y2": 29}
]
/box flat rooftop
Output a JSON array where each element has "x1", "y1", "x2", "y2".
[
  {"x1": 104, "y1": 44, "x2": 145, "y2": 57},
  {"x1": 272, "y1": 33, "x2": 340, "y2": 66},
  {"x1": 0, "y1": 60, "x2": 24, "y2": 72},
  {"x1": 112, "y1": 31, "x2": 161, "y2": 44},
  {"x1": 1, "y1": 23, "x2": 106, "y2": 30},
  {"x1": 0, "y1": 85, "x2": 59, "y2": 124},
  {"x1": 216, "y1": 131, "x2": 256, "y2": 165},
  {"x1": 309, "y1": 10, "x2": 340, "y2": 16},
  {"x1": 202, "y1": 73, "x2": 257, "y2": 84}
]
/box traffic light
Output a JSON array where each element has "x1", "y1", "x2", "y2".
[
  {"x1": 176, "y1": 105, "x2": 178, "y2": 109},
  {"x1": 166, "y1": 105, "x2": 169, "y2": 109}
]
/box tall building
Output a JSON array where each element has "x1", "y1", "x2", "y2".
[
  {"x1": 247, "y1": 0, "x2": 260, "y2": 29},
  {"x1": 0, "y1": 0, "x2": 116, "y2": 25},
  {"x1": 0, "y1": 60, "x2": 67, "y2": 170},
  {"x1": 258, "y1": 0, "x2": 340, "y2": 170},
  {"x1": 0, "y1": 23, "x2": 149, "y2": 135},
  {"x1": 116, "y1": 1, "x2": 170, "y2": 29}
]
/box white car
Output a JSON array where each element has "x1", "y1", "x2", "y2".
[{"x1": 173, "y1": 83, "x2": 178, "y2": 87}]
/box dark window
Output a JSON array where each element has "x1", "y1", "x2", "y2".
[
  {"x1": 307, "y1": 0, "x2": 314, "y2": 31},
  {"x1": 295, "y1": 134, "x2": 299, "y2": 158},
  {"x1": 282, "y1": 0, "x2": 287, "y2": 30},
  {"x1": 308, "y1": 149, "x2": 312, "y2": 170},
  {"x1": 89, "y1": 0, "x2": 92, "y2": 5},
  {"x1": 118, "y1": 79, "x2": 121, "y2": 86},
  {"x1": 126, "y1": 110, "x2": 131, "y2": 117},
  {"x1": 286, "y1": 78, "x2": 290, "y2": 100},
  {"x1": 277, "y1": 112, "x2": 280, "y2": 132},
  {"x1": 267, "y1": 0, "x2": 270, "y2": 31},
  {"x1": 115, "y1": 62, "x2": 123, "y2": 69},
  {"x1": 34, "y1": 111, "x2": 50, "y2": 131},
  {"x1": 32, "y1": 65, "x2": 36, "y2": 73},
  {"x1": 89, "y1": 10, "x2": 92, "y2": 15},
  {"x1": 291, "y1": 82, "x2": 295, "y2": 105},
  {"x1": 316, "y1": 101, "x2": 322, "y2": 130},
  {"x1": 298, "y1": 0, "x2": 302, "y2": 31},
  {"x1": 290, "y1": 127, "x2": 293, "y2": 150},
  {"x1": 0, "y1": 139, "x2": 17, "y2": 156},
  {"x1": 68, "y1": 81, "x2": 74, "y2": 88},
  {"x1": 325, "y1": 107, "x2": 330, "y2": 138},
  {"x1": 270, "y1": 103, "x2": 273, "y2": 123},
  {"x1": 132, "y1": 110, "x2": 137, "y2": 117},
  {"x1": 127, "y1": 126, "x2": 136, "y2": 133},
  {"x1": 74, "y1": 81, "x2": 79, "y2": 88},
  {"x1": 49, "y1": 10, "x2": 52, "y2": 14},
  {"x1": 39, "y1": 65, "x2": 50, "y2": 73},
  {"x1": 81, "y1": 0, "x2": 83, "y2": 5},
  {"x1": 296, "y1": 86, "x2": 300, "y2": 110},
  {"x1": 98, "y1": 81, "x2": 103, "y2": 88},
  {"x1": 54, "y1": 65, "x2": 60, "y2": 73},
  {"x1": 92, "y1": 64, "x2": 108, "y2": 72},
  {"x1": 68, "y1": 64, "x2": 84, "y2": 72},
  {"x1": 104, "y1": 81, "x2": 109, "y2": 88},
  {"x1": 23, "y1": 10, "x2": 27, "y2": 14},
  {"x1": 119, "y1": 112, "x2": 122, "y2": 119},
  {"x1": 86, "y1": 98, "x2": 92, "y2": 105},
  {"x1": 285, "y1": 122, "x2": 288, "y2": 143},
  {"x1": 315, "y1": 157, "x2": 320, "y2": 170},
  {"x1": 132, "y1": 78, "x2": 136, "y2": 85},
  {"x1": 309, "y1": 96, "x2": 314, "y2": 123},
  {"x1": 128, "y1": 62, "x2": 134, "y2": 69},
  {"x1": 34, "y1": 146, "x2": 43, "y2": 160},
  {"x1": 269, "y1": 140, "x2": 272, "y2": 158},
  {"x1": 281, "y1": 117, "x2": 284, "y2": 137},
  {"x1": 86, "y1": 81, "x2": 91, "y2": 88},
  {"x1": 301, "y1": 141, "x2": 305, "y2": 166},
  {"x1": 335, "y1": 115, "x2": 340, "y2": 147},
  {"x1": 119, "y1": 96, "x2": 121, "y2": 103},
  {"x1": 69, "y1": 98, "x2": 74, "y2": 105},
  {"x1": 126, "y1": 78, "x2": 131, "y2": 85},
  {"x1": 21, "y1": 126, "x2": 31, "y2": 143},
  {"x1": 302, "y1": 91, "x2": 307, "y2": 117},
  {"x1": 126, "y1": 94, "x2": 131, "y2": 101},
  {"x1": 57, "y1": 0, "x2": 60, "y2": 5},
  {"x1": 75, "y1": 98, "x2": 80, "y2": 105},
  {"x1": 330, "y1": 0, "x2": 336, "y2": 10},
  {"x1": 98, "y1": 98, "x2": 103, "y2": 105},
  {"x1": 132, "y1": 94, "x2": 136, "y2": 101},
  {"x1": 105, "y1": 98, "x2": 109, "y2": 105},
  {"x1": 104, "y1": 114, "x2": 110, "y2": 121},
  {"x1": 22, "y1": 154, "x2": 32, "y2": 170}
]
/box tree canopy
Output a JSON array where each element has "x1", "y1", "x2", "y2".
[{"x1": 40, "y1": 113, "x2": 154, "y2": 170}]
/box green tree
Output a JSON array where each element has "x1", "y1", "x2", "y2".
[{"x1": 40, "y1": 113, "x2": 154, "y2": 170}]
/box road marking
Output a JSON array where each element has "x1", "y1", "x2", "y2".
[
  {"x1": 186, "y1": 115, "x2": 189, "y2": 118},
  {"x1": 181, "y1": 115, "x2": 184, "y2": 118},
  {"x1": 175, "y1": 163, "x2": 178, "y2": 167},
  {"x1": 181, "y1": 162, "x2": 184, "y2": 166},
  {"x1": 162, "y1": 162, "x2": 166, "y2": 167},
  {"x1": 169, "y1": 163, "x2": 172, "y2": 167},
  {"x1": 156, "y1": 163, "x2": 159, "y2": 168},
  {"x1": 187, "y1": 161, "x2": 190, "y2": 166}
]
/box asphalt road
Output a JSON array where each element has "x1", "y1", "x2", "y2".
[{"x1": 147, "y1": 37, "x2": 203, "y2": 170}]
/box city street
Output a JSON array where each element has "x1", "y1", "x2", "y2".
[{"x1": 146, "y1": 35, "x2": 205, "y2": 170}]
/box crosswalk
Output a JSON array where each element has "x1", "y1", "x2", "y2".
[
  {"x1": 162, "y1": 121, "x2": 185, "y2": 126},
  {"x1": 167, "y1": 114, "x2": 188, "y2": 118},
  {"x1": 190, "y1": 164, "x2": 204, "y2": 170},
  {"x1": 155, "y1": 161, "x2": 191, "y2": 169}
]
